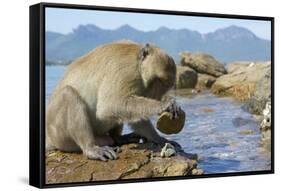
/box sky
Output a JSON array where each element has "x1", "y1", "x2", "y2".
[{"x1": 46, "y1": 7, "x2": 271, "y2": 40}]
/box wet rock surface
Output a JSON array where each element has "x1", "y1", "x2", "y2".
[{"x1": 46, "y1": 143, "x2": 202, "y2": 184}]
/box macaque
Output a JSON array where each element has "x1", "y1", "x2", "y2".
[{"x1": 46, "y1": 41, "x2": 180, "y2": 161}]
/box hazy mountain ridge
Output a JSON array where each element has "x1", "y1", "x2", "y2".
[{"x1": 46, "y1": 24, "x2": 271, "y2": 64}]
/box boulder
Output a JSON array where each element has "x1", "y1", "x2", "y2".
[
  {"x1": 242, "y1": 64, "x2": 271, "y2": 152},
  {"x1": 180, "y1": 52, "x2": 227, "y2": 77},
  {"x1": 196, "y1": 73, "x2": 216, "y2": 90},
  {"x1": 46, "y1": 143, "x2": 202, "y2": 184},
  {"x1": 211, "y1": 61, "x2": 271, "y2": 101},
  {"x1": 176, "y1": 66, "x2": 198, "y2": 89},
  {"x1": 227, "y1": 61, "x2": 252, "y2": 73},
  {"x1": 245, "y1": 68, "x2": 271, "y2": 115}
]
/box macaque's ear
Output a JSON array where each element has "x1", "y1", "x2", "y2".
[{"x1": 139, "y1": 43, "x2": 151, "y2": 61}]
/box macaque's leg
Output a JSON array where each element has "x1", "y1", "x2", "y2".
[
  {"x1": 46, "y1": 86, "x2": 118, "y2": 161},
  {"x1": 46, "y1": 136, "x2": 56, "y2": 151},
  {"x1": 114, "y1": 133, "x2": 143, "y2": 145},
  {"x1": 108, "y1": 124, "x2": 141, "y2": 145},
  {"x1": 108, "y1": 124, "x2": 123, "y2": 140},
  {"x1": 108, "y1": 125, "x2": 125, "y2": 145},
  {"x1": 94, "y1": 135, "x2": 114, "y2": 147},
  {"x1": 129, "y1": 120, "x2": 165, "y2": 144}
]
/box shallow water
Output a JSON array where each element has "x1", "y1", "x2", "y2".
[
  {"x1": 159, "y1": 90, "x2": 271, "y2": 173},
  {"x1": 46, "y1": 66, "x2": 271, "y2": 174}
]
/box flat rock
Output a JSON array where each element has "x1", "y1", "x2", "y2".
[
  {"x1": 180, "y1": 52, "x2": 227, "y2": 77},
  {"x1": 46, "y1": 143, "x2": 202, "y2": 184},
  {"x1": 211, "y1": 61, "x2": 270, "y2": 101}
]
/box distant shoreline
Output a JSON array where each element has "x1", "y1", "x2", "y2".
[{"x1": 46, "y1": 60, "x2": 72, "y2": 66}]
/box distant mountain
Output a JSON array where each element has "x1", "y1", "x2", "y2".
[
  {"x1": 46, "y1": 31, "x2": 63, "y2": 43},
  {"x1": 46, "y1": 24, "x2": 271, "y2": 64}
]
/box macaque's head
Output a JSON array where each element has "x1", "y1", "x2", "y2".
[{"x1": 138, "y1": 43, "x2": 176, "y2": 92}]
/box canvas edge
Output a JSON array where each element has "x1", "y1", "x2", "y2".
[{"x1": 28, "y1": 2, "x2": 275, "y2": 189}]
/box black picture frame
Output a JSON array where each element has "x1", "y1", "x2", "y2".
[{"x1": 29, "y1": 2, "x2": 274, "y2": 188}]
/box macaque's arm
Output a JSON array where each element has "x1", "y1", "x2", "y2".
[
  {"x1": 121, "y1": 95, "x2": 181, "y2": 121},
  {"x1": 122, "y1": 96, "x2": 165, "y2": 120},
  {"x1": 97, "y1": 95, "x2": 169, "y2": 123}
]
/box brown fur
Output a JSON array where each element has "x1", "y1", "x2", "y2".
[{"x1": 46, "y1": 41, "x2": 177, "y2": 161}]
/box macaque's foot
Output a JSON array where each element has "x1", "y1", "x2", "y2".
[
  {"x1": 114, "y1": 133, "x2": 146, "y2": 145},
  {"x1": 161, "y1": 98, "x2": 181, "y2": 120},
  {"x1": 85, "y1": 146, "x2": 119, "y2": 161}
]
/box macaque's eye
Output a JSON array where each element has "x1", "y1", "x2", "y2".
[{"x1": 139, "y1": 43, "x2": 150, "y2": 61}]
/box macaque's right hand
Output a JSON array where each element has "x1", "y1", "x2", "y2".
[{"x1": 160, "y1": 97, "x2": 181, "y2": 120}]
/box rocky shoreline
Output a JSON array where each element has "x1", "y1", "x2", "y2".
[
  {"x1": 177, "y1": 52, "x2": 272, "y2": 151},
  {"x1": 46, "y1": 143, "x2": 202, "y2": 184}
]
